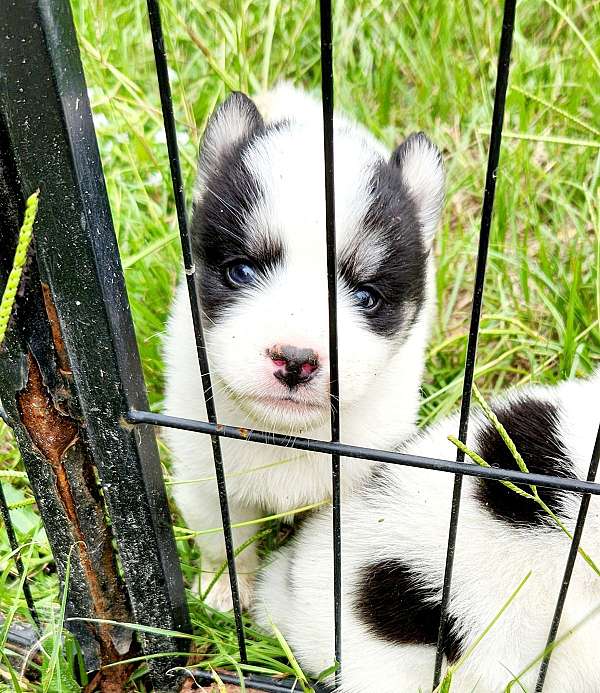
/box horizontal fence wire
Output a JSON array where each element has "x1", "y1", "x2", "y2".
[
  {"x1": 127, "y1": 410, "x2": 600, "y2": 497},
  {"x1": 433, "y1": 0, "x2": 517, "y2": 685},
  {"x1": 535, "y1": 423, "x2": 600, "y2": 690},
  {"x1": 189, "y1": 669, "x2": 329, "y2": 692},
  {"x1": 318, "y1": 0, "x2": 343, "y2": 679},
  {"x1": 144, "y1": 0, "x2": 248, "y2": 663}
]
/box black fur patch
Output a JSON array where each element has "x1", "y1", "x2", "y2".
[
  {"x1": 354, "y1": 559, "x2": 462, "y2": 662},
  {"x1": 475, "y1": 397, "x2": 575, "y2": 525},
  {"x1": 191, "y1": 122, "x2": 287, "y2": 322},
  {"x1": 339, "y1": 157, "x2": 428, "y2": 338}
]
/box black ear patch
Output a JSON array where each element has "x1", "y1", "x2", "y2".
[
  {"x1": 354, "y1": 559, "x2": 462, "y2": 663},
  {"x1": 339, "y1": 158, "x2": 428, "y2": 338},
  {"x1": 474, "y1": 397, "x2": 575, "y2": 525},
  {"x1": 197, "y1": 91, "x2": 265, "y2": 177}
]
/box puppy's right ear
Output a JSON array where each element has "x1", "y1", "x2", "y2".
[
  {"x1": 391, "y1": 132, "x2": 445, "y2": 247},
  {"x1": 195, "y1": 92, "x2": 264, "y2": 198}
]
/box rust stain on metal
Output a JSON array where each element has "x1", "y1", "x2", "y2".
[
  {"x1": 83, "y1": 665, "x2": 136, "y2": 693},
  {"x1": 17, "y1": 353, "x2": 133, "y2": 691},
  {"x1": 180, "y1": 678, "x2": 198, "y2": 692},
  {"x1": 238, "y1": 427, "x2": 249, "y2": 439},
  {"x1": 18, "y1": 353, "x2": 78, "y2": 463},
  {"x1": 119, "y1": 415, "x2": 134, "y2": 431},
  {"x1": 41, "y1": 282, "x2": 72, "y2": 376}
]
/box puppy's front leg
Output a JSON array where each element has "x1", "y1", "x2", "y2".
[{"x1": 176, "y1": 480, "x2": 260, "y2": 611}]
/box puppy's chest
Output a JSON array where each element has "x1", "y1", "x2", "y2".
[{"x1": 220, "y1": 439, "x2": 369, "y2": 512}]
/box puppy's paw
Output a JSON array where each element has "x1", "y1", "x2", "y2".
[{"x1": 195, "y1": 570, "x2": 255, "y2": 612}]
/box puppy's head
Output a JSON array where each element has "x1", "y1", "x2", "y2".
[{"x1": 191, "y1": 91, "x2": 444, "y2": 430}]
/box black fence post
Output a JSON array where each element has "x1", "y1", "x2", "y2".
[
  {"x1": 0, "y1": 114, "x2": 132, "y2": 677},
  {"x1": 0, "y1": 0, "x2": 190, "y2": 689}
]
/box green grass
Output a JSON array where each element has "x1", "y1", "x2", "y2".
[{"x1": 0, "y1": 0, "x2": 599, "y2": 689}]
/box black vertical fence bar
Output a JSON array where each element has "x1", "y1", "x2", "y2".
[
  {"x1": 0, "y1": 483, "x2": 40, "y2": 630},
  {"x1": 433, "y1": 0, "x2": 517, "y2": 685},
  {"x1": 319, "y1": 0, "x2": 342, "y2": 677},
  {"x1": 535, "y1": 423, "x2": 600, "y2": 691},
  {"x1": 145, "y1": 0, "x2": 248, "y2": 662},
  {"x1": 1, "y1": 0, "x2": 191, "y2": 687}
]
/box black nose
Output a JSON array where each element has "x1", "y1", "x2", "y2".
[{"x1": 268, "y1": 345, "x2": 319, "y2": 389}]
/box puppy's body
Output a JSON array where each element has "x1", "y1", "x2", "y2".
[
  {"x1": 254, "y1": 375, "x2": 600, "y2": 692},
  {"x1": 164, "y1": 85, "x2": 445, "y2": 609}
]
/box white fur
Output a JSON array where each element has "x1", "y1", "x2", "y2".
[
  {"x1": 254, "y1": 375, "x2": 600, "y2": 692},
  {"x1": 163, "y1": 85, "x2": 445, "y2": 610}
]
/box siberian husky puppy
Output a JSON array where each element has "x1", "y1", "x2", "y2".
[
  {"x1": 163, "y1": 84, "x2": 445, "y2": 610},
  {"x1": 254, "y1": 374, "x2": 600, "y2": 692}
]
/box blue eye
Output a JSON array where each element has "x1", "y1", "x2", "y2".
[
  {"x1": 354, "y1": 286, "x2": 381, "y2": 311},
  {"x1": 225, "y1": 261, "x2": 258, "y2": 287}
]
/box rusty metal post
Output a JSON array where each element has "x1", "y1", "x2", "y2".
[
  {"x1": 0, "y1": 0, "x2": 190, "y2": 689},
  {"x1": 0, "y1": 112, "x2": 136, "y2": 690}
]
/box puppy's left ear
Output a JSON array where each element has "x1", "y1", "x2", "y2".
[
  {"x1": 391, "y1": 132, "x2": 445, "y2": 245},
  {"x1": 194, "y1": 92, "x2": 264, "y2": 204}
]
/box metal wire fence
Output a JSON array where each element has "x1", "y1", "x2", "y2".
[{"x1": 1, "y1": 0, "x2": 599, "y2": 691}]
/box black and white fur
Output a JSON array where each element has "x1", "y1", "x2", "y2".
[
  {"x1": 163, "y1": 84, "x2": 445, "y2": 610},
  {"x1": 254, "y1": 375, "x2": 600, "y2": 692}
]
